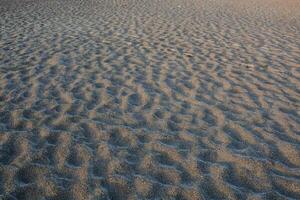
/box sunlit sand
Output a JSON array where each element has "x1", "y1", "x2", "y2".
[{"x1": 0, "y1": 0, "x2": 299, "y2": 199}]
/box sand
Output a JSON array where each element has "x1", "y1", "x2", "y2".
[{"x1": 0, "y1": 0, "x2": 300, "y2": 199}]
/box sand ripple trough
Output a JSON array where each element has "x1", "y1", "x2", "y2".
[{"x1": 0, "y1": 0, "x2": 300, "y2": 199}]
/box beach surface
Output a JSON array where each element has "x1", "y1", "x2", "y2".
[{"x1": 0, "y1": 0, "x2": 300, "y2": 199}]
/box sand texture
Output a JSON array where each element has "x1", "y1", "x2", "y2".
[{"x1": 0, "y1": 0, "x2": 300, "y2": 199}]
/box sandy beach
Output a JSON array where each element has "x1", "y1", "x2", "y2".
[{"x1": 0, "y1": 0, "x2": 300, "y2": 199}]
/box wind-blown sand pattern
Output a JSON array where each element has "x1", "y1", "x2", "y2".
[{"x1": 0, "y1": 0, "x2": 300, "y2": 199}]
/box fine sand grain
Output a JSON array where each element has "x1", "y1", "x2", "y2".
[{"x1": 0, "y1": 0, "x2": 300, "y2": 199}]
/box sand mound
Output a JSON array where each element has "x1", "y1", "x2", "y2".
[{"x1": 0, "y1": 0, "x2": 300, "y2": 199}]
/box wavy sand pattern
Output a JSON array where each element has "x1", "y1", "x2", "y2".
[{"x1": 0, "y1": 0, "x2": 300, "y2": 199}]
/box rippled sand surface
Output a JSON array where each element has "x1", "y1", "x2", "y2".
[{"x1": 0, "y1": 0, "x2": 300, "y2": 199}]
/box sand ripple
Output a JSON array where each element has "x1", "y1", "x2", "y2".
[{"x1": 1, "y1": 0, "x2": 300, "y2": 199}]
